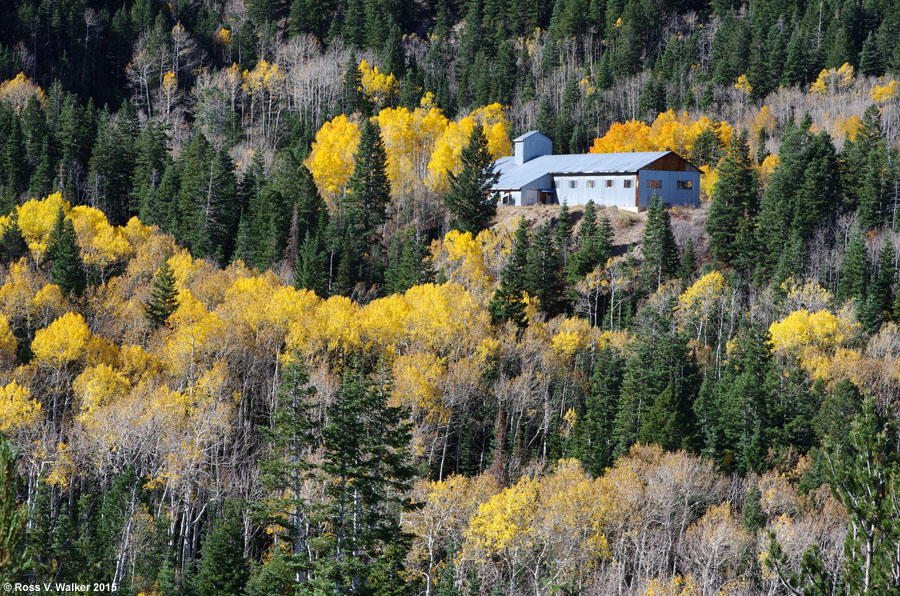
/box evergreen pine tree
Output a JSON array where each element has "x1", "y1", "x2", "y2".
[
  {"x1": 742, "y1": 481, "x2": 766, "y2": 533},
  {"x1": 384, "y1": 229, "x2": 433, "y2": 295},
  {"x1": 526, "y1": 221, "x2": 566, "y2": 317},
  {"x1": 144, "y1": 262, "x2": 179, "y2": 329},
  {"x1": 0, "y1": 438, "x2": 30, "y2": 583},
  {"x1": 445, "y1": 124, "x2": 499, "y2": 235},
  {"x1": 195, "y1": 501, "x2": 249, "y2": 596},
  {"x1": 838, "y1": 231, "x2": 868, "y2": 304},
  {"x1": 3, "y1": 117, "x2": 27, "y2": 211},
  {"x1": 678, "y1": 237, "x2": 696, "y2": 281},
  {"x1": 567, "y1": 201, "x2": 612, "y2": 282},
  {"x1": 571, "y1": 347, "x2": 624, "y2": 475},
  {"x1": 860, "y1": 239, "x2": 895, "y2": 331},
  {"x1": 640, "y1": 193, "x2": 679, "y2": 289},
  {"x1": 133, "y1": 122, "x2": 170, "y2": 227},
  {"x1": 489, "y1": 217, "x2": 530, "y2": 327},
  {"x1": 613, "y1": 308, "x2": 697, "y2": 456},
  {"x1": 313, "y1": 358, "x2": 415, "y2": 594},
  {"x1": 718, "y1": 323, "x2": 772, "y2": 473},
  {"x1": 764, "y1": 354, "x2": 821, "y2": 463},
  {"x1": 47, "y1": 208, "x2": 86, "y2": 297},
  {"x1": 756, "y1": 121, "x2": 810, "y2": 273},
  {"x1": 825, "y1": 397, "x2": 900, "y2": 594},
  {"x1": 294, "y1": 229, "x2": 330, "y2": 297},
  {"x1": 859, "y1": 31, "x2": 884, "y2": 76},
  {"x1": 255, "y1": 356, "x2": 317, "y2": 574},
  {"x1": 554, "y1": 201, "x2": 572, "y2": 261},
  {"x1": 706, "y1": 131, "x2": 759, "y2": 268},
  {"x1": 0, "y1": 214, "x2": 27, "y2": 265},
  {"x1": 245, "y1": 547, "x2": 296, "y2": 596},
  {"x1": 341, "y1": 118, "x2": 392, "y2": 290},
  {"x1": 343, "y1": 51, "x2": 367, "y2": 114},
  {"x1": 858, "y1": 138, "x2": 891, "y2": 231}
]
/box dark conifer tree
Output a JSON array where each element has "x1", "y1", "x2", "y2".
[
  {"x1": 0, "y1": 438, "x2": 30, "y2": 584},
  {"x1": 706, "y1": 131, "x2": 758, "y2": 268},
  {"x1": 254, "y1": 357, "x2": 317, "y2": 573},
  {"x1": 490, "y1": 217, "x2": 530, "y2": 327},
  {"x1": 756, "y1": 121, "x2": 811, "y2": 273},
  {"x1": 47, "y1": 208, "x2": 86, "y2": 297},
  {"x1": 718, "y1": 323, "x2": 771, "y2": 473},
  {"x1": 340, "y1": 118, "x2": 391, "y2": 291},
  {"x1": 525, "y1": 221, "x2": 565, "y2": 317},
  {"x1": 860, "y1": 239, "x2": 895, "y2": 331},
  {"x1": 144, "y1": 262, "x2": 179, "y2": 329},
  {"x1": 641, "y1": 193, "x2": 679, "y2": 289},
  {"x1": 824, "y1": 397, "x2": 900, "y2": 594},
  {"x1": 195, "y1": 502, "x2": 249, "y2": 596},
  {"x1": 384, "y1": 229, "x2": 432, "y2": 295},
  {"x1": 859, "y1": 32, "x2": 884, "y2": 76},
  {"x1": 0, "y1": 215, "x2": 27, "y2": 265},
  {"x1": 178, "y1": 135, "x2": 240, "y2": 264},
  {"x1": 3, "y1": 117, "x2": 27, "y2": 211},
  {"x1": 133, "y1": 122, "x2": 170, "y2": 227},
  {"x1": 613, "y1": 307, "x2": 697, "y2": 457},
  {"x1": 294, "y1": 228, "x2": 330, "y2": 297},
  {"x1": 570, "y1": 346, "x2": 624, "y2": 475},
  {"x1": 567, "y1": 201, "x2": 612, "y2": 282},
  {"x1": 554, "y1": 201, "x2": 572, "y2": 260},
  {"x1": 678, "y1": 237, "x2": 696, "y2": 281},
  {"x1": 313, "y1": 358, "x2": 415, "y2": 595},
  {"x1": 445, "y1": 124, "x2": 499, "y2": 236},
  {"x1": 838, "y1": 231, "x2": 868, "y2": 304}
]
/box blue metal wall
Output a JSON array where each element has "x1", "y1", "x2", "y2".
[
  {"x1": 553, "y1": 174, "x2": 638, "y2": 208},
  {"x1": 636, "y1": 169, "x2": 701, "y2": 208}
]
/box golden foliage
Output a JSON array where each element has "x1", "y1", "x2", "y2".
[
  {"x1": 32, "y1": 312, "x2": 92, "y2": 367},
  {"x1": 734, "y1": 74, "x2": 752, "y2": 94},
  {"x1": 0, "y1": 381, "x2": 42, "y2": 433},
  {"x1": 590, "y1": 111, "x2": 732, "y2": 159},
  {"x1": 375, "y1": 105, "x2": 449, "y2": 197},
  {"x1": 810, "y1": 63, "x2": 855, "y2": 96},
  {"x1": 427, "y1": 103, "x2": 511, "y2": 192},
  {"x1": 643, "y1": 575, "x2": 701, "y2": 596},
  {"x1": 870, "y1": 79, "x2": 899, "y2": 103},
  {"x1": 304, "y1": 113, "x2": 360, "y2": 206},
  {"x1": 0, "y1": 72, "x2": 46, "y2": 114},
  {"x1": 758, "y1": 154, "x2": 779, "y2": 186},
  {"x1": 358, "y1": 59, "x2": 398, "y2": 105},
  {"x1": 17, "y1": 192, "x2": 70, "y2": 258},
  {"x1": 551, "y1": 317, "x2": 594, "y2": 358},
  {"x1": 768, "y1": 309, "x2": 854, "y2": 354},
  {"x1": 0, "y1": 314, "x2": 16, "y2": 363}
]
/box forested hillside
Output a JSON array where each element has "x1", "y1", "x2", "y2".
[{"x1": 0, "y1": 0, "x2": 900, "y2": 595}]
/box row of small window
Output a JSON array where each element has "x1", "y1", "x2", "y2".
[
  {"x1": 564, "y1": 178, "x2": 694, "y2": 190},
  {"x1": 650, "y1": 179, "x2": 695, "y2": 189},
  {"x1": 567, "y1": 179, "x2": 631, "y2": 189}
]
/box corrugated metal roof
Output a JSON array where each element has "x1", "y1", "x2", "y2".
[
  {"x1": 492, "y1": 151, "x2": 673, "y2": 190},
  {"x1": 513, "y1": 130, "x2": 550, "y2": 142}
]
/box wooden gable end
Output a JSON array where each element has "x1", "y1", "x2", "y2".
[{"x1": 640, "y1": 152, "x2": 702, "y2": 173}]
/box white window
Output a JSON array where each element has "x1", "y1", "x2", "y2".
[
  {"x1": 623, "y1": 179, "x2": 633, "y2": 189},
  {"x1": 586, "y1": 179, "x2": 595, "y2": 189},
  {"x1": 605, "y1": 180, "x2": 614, "y2": 188},
  {"x1": 648, "y1": 179, "x2": 662, "y2": 189},
  {"x1": 677, "y1": 180, "x2": 693, "y2": 190},
  {"x1": 569, "y1": 180, "x2": 577, "y2": 189}
]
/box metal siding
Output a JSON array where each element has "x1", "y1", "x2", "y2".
[
  {"x1": 493, "y1": 151, "x2": 672, "y2": 190},
  {"x1": 553, "y1": 175, "x2": 637, "y2": 208},
  {"x1": 637, "y1": 170, "x2": 700, "y2": 208}
]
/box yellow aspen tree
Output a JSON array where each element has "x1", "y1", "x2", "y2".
[{"x1": 305, "y1": 114, "x2": 361, "y2": 206}]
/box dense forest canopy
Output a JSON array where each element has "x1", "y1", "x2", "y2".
[{"x1": 0, "y1": 0, "x2": 900, "y2": 595}]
